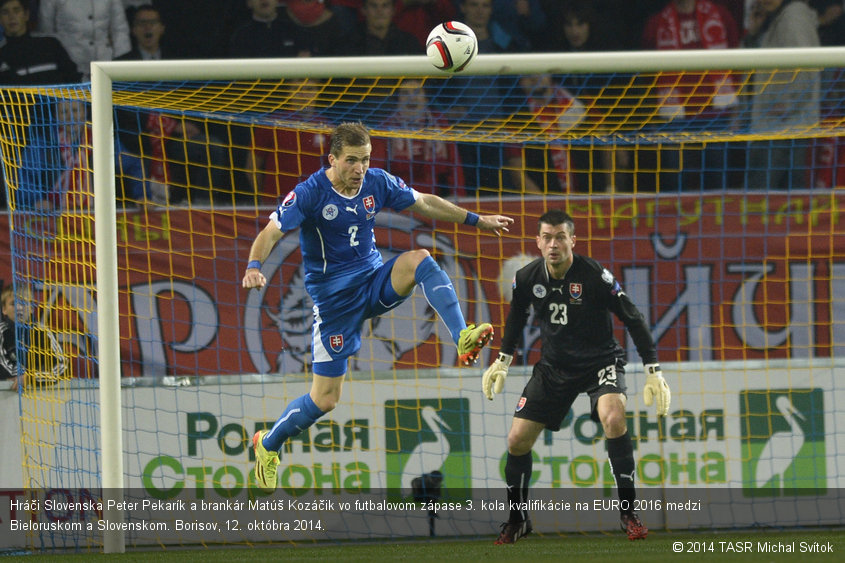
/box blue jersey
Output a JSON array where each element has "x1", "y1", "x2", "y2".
[{"x1": 271, "y1": 167, "x2": 419, "y2": 301}]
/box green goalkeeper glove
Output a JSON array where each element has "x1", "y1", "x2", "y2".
[
  {"x1": 482, "y1": 352, "x2": 512, "y2": 400},
  {"x1": 643, "y1": 363, "x2": 670, "y2": 416}
]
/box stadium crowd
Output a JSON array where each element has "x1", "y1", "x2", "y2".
[
  {"x1": 0, "y1": 0, "x2": 842, "y2": 209},
  {"x1": 2, "y1": 1, "x2": 840, "y2": 63}
]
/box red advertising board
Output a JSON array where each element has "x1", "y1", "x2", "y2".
[{"x1": 1, "y1": 192, "x2": 843, "y2": 378}]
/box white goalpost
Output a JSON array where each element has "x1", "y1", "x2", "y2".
[{"x1": 82, "y1": 47, "x2": 845, "y2": 553}]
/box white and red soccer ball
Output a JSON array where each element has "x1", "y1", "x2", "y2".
[{"x1": 426, "y1": 21, "x2": 478, "y2": 73}]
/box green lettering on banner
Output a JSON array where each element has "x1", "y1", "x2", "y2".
[
  {"x1": 142, "y1": 455, "x2": 184, "y2": 499},
  {"x1": 186, "y1": 412, "x2": 217, "y2": 455}
]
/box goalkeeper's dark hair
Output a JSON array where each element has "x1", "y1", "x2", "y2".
[
  {"x1": 538, "y1": 209, "x2": 575, "y2": 235},
  {"x1": 330, "y1": 122, "x2": 370, "y2": 157}
]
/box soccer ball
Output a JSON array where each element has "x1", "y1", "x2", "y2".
[{"x1": 426, "y1": 21, "x2": 478, "y2": 73}]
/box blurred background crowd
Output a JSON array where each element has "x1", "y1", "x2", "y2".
[
  {"x1": 0, "y1": 1, "x2": 840, "y2": 84},
  {"x1": 0, "y1": 0, "x2": 842, "y2": 210}
]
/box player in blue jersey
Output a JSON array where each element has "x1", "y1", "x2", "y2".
[{"x1": 242, "y1": 122, "x2": 514, "y2": 492}]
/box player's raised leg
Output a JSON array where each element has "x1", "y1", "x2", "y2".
[{"x1": 391, "y1": 249, "x2": 493, "y2": 365}]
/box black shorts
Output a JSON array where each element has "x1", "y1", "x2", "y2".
[{"x1": 513, "y1": 358, "x2": 628, "y2": 431}]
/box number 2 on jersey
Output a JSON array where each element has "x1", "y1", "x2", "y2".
[{"x1": 348, "y1": 225, "x2": 359, "y2": 246}]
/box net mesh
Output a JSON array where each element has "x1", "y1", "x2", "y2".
[{"x1": 0, "y1": 63, "x2": 843, "y2": 550}]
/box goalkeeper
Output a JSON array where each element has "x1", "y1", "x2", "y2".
[{"x1": 482, "y1": 209, "x2": 670, "y2": 544}]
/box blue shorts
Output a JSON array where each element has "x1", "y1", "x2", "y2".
[{"x1": 310, "y1": 256, "x2": 407, "y2": 376}]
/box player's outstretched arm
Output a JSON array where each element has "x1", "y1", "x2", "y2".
[
  {"x1": 410, "y1": 193, "x2": 514, "y2": 235},
  {"x1": 642, "y1": 363, "x2": 671, "y2": 416},
  {"x1": 242, "y1": 221, "x2": 285, "y2": 290}
]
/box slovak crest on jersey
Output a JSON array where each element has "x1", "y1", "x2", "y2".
[{"x1": 363, "y1": 195, "x2": 375, "y2": 213}]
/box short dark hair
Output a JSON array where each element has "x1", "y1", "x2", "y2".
[
  {"x1": 0, "y1": 0, "x2": 29, "y2": 12},
  {"x1": 330, "y1": 122, "x2": 370, "y2": 157},
  {"x1": 561, "y1": 2, "x2": 597, "y2": 27},
  {"x1": 130, "y1": 4, "x2": 160, "y2": 25},
  {"x1": 538, "y1": 209, "x2": 575, "y2": 235}
]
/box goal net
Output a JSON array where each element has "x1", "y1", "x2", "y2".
[{"x1": 0, "y1": 50, "x2": 844, "y2": 551}]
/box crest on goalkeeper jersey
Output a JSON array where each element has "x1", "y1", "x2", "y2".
[{"x1": 740, "y1": 389, "x2": 825, "y2": 495}]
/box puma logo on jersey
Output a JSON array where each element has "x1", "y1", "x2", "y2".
[
  {"x1": 345, "y1": 205, "x2": 358, "y2": 215},
  {"x1": 551, "y1": 286, "x2": 565, "y2": 294}
]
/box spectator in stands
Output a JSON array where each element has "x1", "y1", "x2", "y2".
[
  {"x1": 281, "y1": 0, "x2": 352, "y2": 57},
  {"x1": 744, "y1": 0, "x2": 820, "y2": 190},
  {"x1": 811, "y1": 0, "x2": 845, "y2": 45},
  {"x1": 141, "y1": 114, "x2": 234, "y2": 205},
  {"x1": 393, "y1": 0, "x2": 457, "y2": 48},
  {"x1": 228, "y1": 0, "x2": 300, "y2": 58},
  {"x1": 327, "y1": 0, "x2": 362, "y2": 35},
  {"x1": 0, "y1": 0, "x2": 76, "y2": 210},
  {"x1": 17, "y1": 99, "x2": 146, "y2": 210},
  {"x1": 434, "y1": 0, "x2": 529, "y2": 194},
  {"x1": 492, "y1": 0, "x2": 546, "y2": 51},
  {"x1": 153, "y1": 0, "x2": 247, "y2": 59},
  {"x1": 463, "y1": 0, "x2": 531, "y2": 52},
  {"x1": 374, "y1": 78, "x2": 464, "y2": 197},
  {"x1": 113, "y1": 7, "x2": 237, "y2": 205},
  {"x1": 0, "y1": 279, "x2": 22, "y2": 390},
  {"x1": 0, "y1": 0, "x2": 80, "y2": 85},
  {"x1": 504, "y1": 73, "x2": 588, "y2": 193},
  {"x1": 37, "y1": 0, "x2": 131, "y2": 80},
  {"x1": 116, "y1": 4, "x2": 172, "y2": 61},
  {"x1": 543, "y1": 0, "x2": 651, "y2": 51},
  {"x1": 349, "y1": 0, "x2": 419, "y2": 55},
  {"x1": 115, "y1": 4, "x2": 172, "y2": 204},
  {"x1": 641, "y1": 0, "x2": 740, "y2": 191},
  {"x1": 0, "y1": 281, "x2": 68, "y2": 391},
  {"x1": 246, "y1": 78, "x2": 331, "y2": 205},
  {"x1": 542, "y1": 0, "x2": 601, "y2": 52},
  {"x1": 542, "y1": 3, "x2": 633, "y2": 192},
  {"x1": 122, "y1": 0, "x2": 149, "y2": 23}
]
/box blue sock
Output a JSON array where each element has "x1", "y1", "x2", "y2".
[
  {"x1": 262, "y1": 393, "x2": 325, "y2": 452},
  {"x1": 415, "y1": 256, "x2": 466, "y2": 345}
]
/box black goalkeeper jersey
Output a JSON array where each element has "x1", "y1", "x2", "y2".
[{"x1": 500, "y1": 254, "x2": 658, "y2": 370}]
